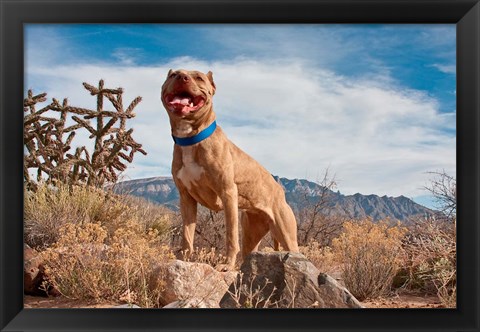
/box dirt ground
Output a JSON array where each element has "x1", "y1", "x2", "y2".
[
  {"x1": 24, "y1": 292, "x2": 444, "y2": 309},
  {"x1": 361, "y1": 292, "x2": 444, "y2": 308},
  {"x1": 24, "y1": 295, "x2": 119, "y2": 309}
]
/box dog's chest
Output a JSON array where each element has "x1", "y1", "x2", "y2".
[{"x1": 176, "y1": 146, "x2": 205, "y2": 191}]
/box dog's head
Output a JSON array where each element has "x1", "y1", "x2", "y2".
[{"x1": 161, "y1": 69, "x2": 216, "y2": 118}]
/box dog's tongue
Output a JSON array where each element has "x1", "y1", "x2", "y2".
[
  {"x1": 168, "y1": 96, "x2": 196, "y2": 115},
  {"x1": 169, "y1": 96, "x2": 191, "y2": 106}
]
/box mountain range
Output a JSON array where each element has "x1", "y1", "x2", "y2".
[{"x1": 111, "y1": 176, "x2": 436, "y2": 222}]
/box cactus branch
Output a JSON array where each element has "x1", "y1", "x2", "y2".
[{"x1": 23, "y1": 81, "x2": 147, "y2": 190}]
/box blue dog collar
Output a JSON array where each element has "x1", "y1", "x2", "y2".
[{"x1": 172, "y1": 120, "x2": 217, "y2": 146}]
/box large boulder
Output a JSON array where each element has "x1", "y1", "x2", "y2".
[
  {"x1": 150, "y1": 260, "x2": 237, "y2": 308},
  {"x1": 220, "y1": 252, "x2": 363, "y2": 308}
]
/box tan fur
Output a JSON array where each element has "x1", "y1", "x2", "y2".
[{"x1": 161, "y1": 69, "x2": 299, "y2": 271}]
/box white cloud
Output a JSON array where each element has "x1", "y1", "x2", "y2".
[
  {"x1": 25, "y1": 57, "x2": 456, "y2": 198},
  {"x1": 432, "y1": 63, "x2": 456, "y2": 75},
  {"x1": 112, "y1": 47, "x2": 142, "y2": 66}
]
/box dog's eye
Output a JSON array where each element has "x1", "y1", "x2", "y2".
[
  {"x1": 169, "y1": 73, "x2": 177, "y2": 78},
  {"x1": 195, "y1": 76, "x2": 204, "y2": 81}
]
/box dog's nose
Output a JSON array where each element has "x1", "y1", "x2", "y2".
[{"x1": 178, "y1": 74, "x2": 190, "y2": 82}]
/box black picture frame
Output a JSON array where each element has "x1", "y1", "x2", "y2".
[{"x1": 1, "y1": 0, "x2": 479, "y2": 331}]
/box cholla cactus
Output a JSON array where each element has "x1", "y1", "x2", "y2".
[{"x1": 24, "y1": 80, "x2": 147, "y2": 190}]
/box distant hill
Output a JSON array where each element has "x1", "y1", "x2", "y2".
[
  {"x1": 112, "y1": 176, "x2": 180, "y2": 211},
  {"x1": 111, "y1": 176, "x2": 436, "y2": 222}
]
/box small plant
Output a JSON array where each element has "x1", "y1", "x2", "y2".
[
  {"x1": 226, "y1": 272, "x2": 280, "y2": 308},
  {"x1": 224, "y1": 272, "x2": 301, "y2": 308},
  {"x1": 332, "y1": 219, "x2": 406, "y2": 301}
]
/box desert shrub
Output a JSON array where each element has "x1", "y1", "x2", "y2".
[
  {"x1": 41, "y1": 220, "x2": 175, "y2": 307},
  {"x1": 24, "y1": 182, "x2": 172, "y2": 249},
  {"x1": 399, "y1": 217, "x2": 456, "y2": 307},
  {"x1": 26, "y1": 182, "x2": 175, "y2": 307},
  {"x1": 299, "y1": 241, "x2": 337, "y2": 275},
  {"x1": 24, "y1": 182, "x2": 108, "y2": 248},
  {"x1": 332, "y1": 219, "x2": 406, "y2": 301}
]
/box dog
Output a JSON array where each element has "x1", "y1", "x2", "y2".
[{"x1": 161, "y1": 69, "x2": 299, "y2": 271}]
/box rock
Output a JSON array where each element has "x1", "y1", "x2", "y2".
[
  {"x1": 150, "y1": 260, "x2": 237, "y2": 308},
  {"x1": 24, "y1": 244, "x2": 47, "y2": 295},
  {"x1": 24, "y1": 243, "x2": 60, "y2": 296},
  {"x1": 219, "y1": 252, "x2": 363, "y2": 308}
]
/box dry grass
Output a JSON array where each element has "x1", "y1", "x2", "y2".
[
  {"x1": 182, "y1": 247, "x2": 227, "y2": 268},
  {"x1": 25, "y1": 182, "x2": 457, "y2": 308},
  {"x1": 24, "y1": 182, "x2": 172, "y2": 249},
  {"x1": 332, "y1": 219, "x2": 406, "y2": 301},
  {"x1": 298, "y1": 217, "x2": 456, "y2": 307},
  {"x1": 25, "y1": 182, "x2": 175, "y2": 307},
  {"x1": 40, "y1": 220, "x2": 174, "y2": 307},
  {"x1": 24, "y1": 183, "x2": 108, "y2": 248}
]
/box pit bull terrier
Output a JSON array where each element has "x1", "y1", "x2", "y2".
[{"x1": 161, "y1": 69, "x2": 299, "y2": 271}]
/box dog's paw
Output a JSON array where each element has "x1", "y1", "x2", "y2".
[{"x1": 215, "y1": 263, "x2": 235, "y2": 272}]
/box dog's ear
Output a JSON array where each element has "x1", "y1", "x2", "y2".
[
  {"x1": 167, "y1": 69, "x2": 174, "y2": 77},
  {"x1": 206, "y1": 71, "x2": 216, "y2": 94}
]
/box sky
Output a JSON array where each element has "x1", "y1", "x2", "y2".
[{"x1": 24, "y1": 24, "x2": 456, "y2": 209}]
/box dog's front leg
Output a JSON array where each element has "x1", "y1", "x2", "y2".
[
  {"x1": 218, "y1": 185, "x2": 240, "y2": 271},
  {"x1": 179, "y1": 191, "x2": 198, "y2": 261}
]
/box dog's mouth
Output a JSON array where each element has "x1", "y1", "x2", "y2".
[{"x1": 164, "y1": 92, "x2": 205, "y2": 116}]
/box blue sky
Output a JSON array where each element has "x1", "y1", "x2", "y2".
[{"x1": 24, "y1": 24, "x2": 456, "y2": 209}]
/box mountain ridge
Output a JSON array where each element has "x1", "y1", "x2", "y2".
[{"x1": 111, "y1": 176, "x2": 436, "y2": 222}]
